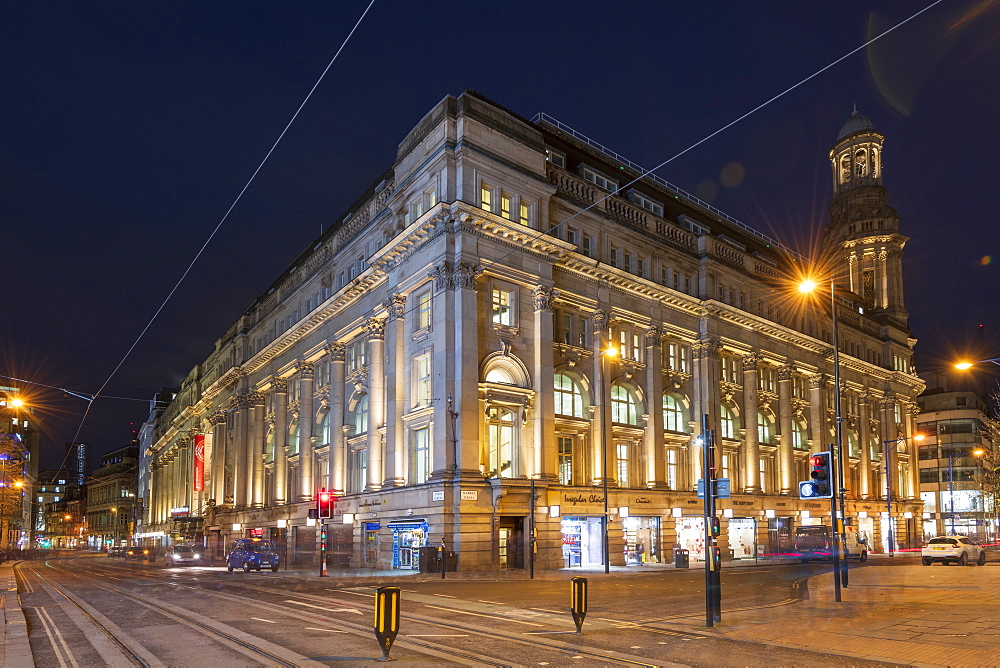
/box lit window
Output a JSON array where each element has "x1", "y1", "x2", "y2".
[
  {"x1": 792, "y1": 419, "x2": 808, "y2": 450},
  {"x1": 491, "y1": 288, "x2": 514, "y2": 326},
  {"x1": 519, "y1": 201, "x2": 530, "y2": 226},
  {"x1": 481, "y1": 185, "x2": 493, "y2": 212},
  {"x1": 416, "y1": 291, "x2": 432, "y2": 330},
  {"x1": 554, "y1": 373, "x2": 585, "y2": 418},
  {"x1": 353, "y1": 396, "x2": 369, "y2": 436},
  {"x1": 413, "y1": 427, "x2": 430, "y2": 484},
  {"x1": 487, "y1": 408, "x2": 516, "y2": 478},
  {"x1": 757, "y1": 411, "x2": 774, "y2": 445},
  {"x1": 666, "y1": 448, "x2": 678, "y2": 490},
  {"x1": 663, "y1": 394, "x2": 687, "y2": 432},
  {"x1": 558, "y1": 436, "x2": 574, "y2": 485},
  {"x1": 485, "y1": 368, "x2": 514, "y2": 384},
  {"x1": 416, "y1": 356, "x2": 432, "y2": 406},
  {"x1": 500, "y1": 193, "x2": 512, "y2": 220},
  {"x1": 720, "y1": 404, "x2": 738, "y2": 440},
  {"x1": 611, "y1": 384, "x2": 639, "y2": 425},
  {"x1": 616, "y1": 443, "x2": 629, "y2": 487}
]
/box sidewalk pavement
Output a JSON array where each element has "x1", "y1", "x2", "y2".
[{"x1": 5, "y1": 553, "x2": 997, "y2": 667}]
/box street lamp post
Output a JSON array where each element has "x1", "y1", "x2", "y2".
[
  {"x1": 946, "y1": 451, "x2": 960, "y2": 536},
  {"x1": 882, "y1": 434, "x2": 923, "y2": 556},
  {"x1": 799, "y1": 278, "x2": 847, "y2": 596}
]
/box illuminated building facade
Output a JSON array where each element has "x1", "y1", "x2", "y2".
[{"x1": 147, "y1": 92, "x2": 924, "y2": 569}]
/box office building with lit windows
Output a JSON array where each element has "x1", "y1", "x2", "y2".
[{"x1": 146, "y1": 91, "x2": 924, "y2": 569}]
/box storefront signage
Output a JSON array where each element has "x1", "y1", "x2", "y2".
[
  {"x1": 170, "y1": 506, "x2": 190, "y2": 517},
  {"x1": 732, "y1": 501, "x2": 754, "y2": 506},
  {"x1": 193, "y1": 434, "x2": 205, "y2": 491},
  {"x1": 633, "y1": 496, "x2": 652, "y2": 504},
  {"x1": 365, "y1": 522, "x2": 381, "y2": 531},
  {"x1": 563, "y1": 493, "x2": 605, "y2": 505},
  {"x1": 460, "y1": 490, "x2": 478, "y2": 500},
  {"x1": 248, "y1": 528, "x2": 263, "y2": 537}
]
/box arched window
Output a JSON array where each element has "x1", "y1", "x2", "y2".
[
  {"x1": 288, "y1": 421, "x2": 300, "y2": 456},
  {"x1": 663, "y1": 393, "x2": 688, "y2": 433},
  {"x1": 319, "y1": 410, "x2": 331, "y2": 445},
  {"x1": 265, "y1": 430, "x2": 275, "y2": 463},
  {"x1": 485, "y1": 368, "x2": 515, "y2": 384},
  {"x1": 353, "y1": 395, "x2": 369, "y2": 436},
  {"x1": 855, "y1": 149, "x2": 867, "y2": 177},
  {"x1": 757, "y1": 411, "x2": 774, "y2": 445},
  {"x1": 554, "y1": 373, "x2": 586, "y2": 418},
  {"x1": 840, "y1": 155, "x2": 851, "y2": 183},
  {"x1": 611, "y1": 383, "x2": 639, "y2": 425},
  {"x1": 487, "y1": 407, "x2": 516, "y2": 478},
  {"x1": 720, "y1": 404, "x2": 739, "y2": 440},
  {"x1": 848, "y1": 432, "x2": 860, "y2": 459},
  {"x1": 792, "y1": 418, "x2": 808, "y2": 450}
]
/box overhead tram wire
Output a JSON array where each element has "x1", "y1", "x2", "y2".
[
  {"x1": 367, "y1": 0, "x2": 947, "y2": 329},
  {"x1": 0, "y1": 374, "x2": 169, "y2": 404},
  {"x1": 51, "y1": 0, "x2": 378, "y2": 474}
]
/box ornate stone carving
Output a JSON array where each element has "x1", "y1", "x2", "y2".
[
  {"x1": 809, "y1": 374, "x2": 827, "y2": 390},
  {"x1": 272, "y1": 378, "x2": 288, "y2": 393},
  {"x1": 591, "y1": 308, "x2": 611, "y2": 334},
  {"x1": 326, "y1": 341, "x2": 346, "y2": 362},
  {"x1": 297, "y1": 360, "x2": 315, "y2": 379},
  {"x1": 383, "y1": 294, "x2": 406, "y2": 320},
  {"x1": 692, "y1": 337, "x2": 722, "y2": 361},
  {"x1": 555, "y1": 344, "x2": 591, "y2": 368},
  {"x1": 208, "y1": 410, "x2": 228, "y2": 426},
  {"x1": 430, "y1": 262, "x2": 481, "y2": 290},
  {"x1": 644, "y1": 326, "x2": 661, "y2": 347},
  {"x1": 365, "y1": 317, "x2": 387, "y2": 340},
  {"x1": 742, "y1": 351, "x2": 763, "y2": 372},
  {"x1": 454, "y1": 262, "x2": 480, "y2": 289},
  {"x1": 719, "y1": 381, "x2": 740, "y2": 402},
  {"x1": 757, "y1": 390, "x2": 778, "y2": 409},
  {"x1": 777, "y1": 364, "x2": 794, "y2": 382},
  {"x1": 531, "y1": 286, "x2": 558, "y2": 312},
  {"x1": 493, "y1": 323, "x2": 519, "y2": 356},
  {"x1": 247, "y1": 391, "x2": 265, "y2": 406}
]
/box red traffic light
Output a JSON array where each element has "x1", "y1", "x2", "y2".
[
  {"x1": 316, "y1": 488, "x2": 335, "y2": 519},
  {"x1": 319, "y1": 492, "x2": 331, "y2": 503}
]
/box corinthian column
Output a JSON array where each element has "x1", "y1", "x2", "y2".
[
  {"x1": 272, "y1": 378, "x2": 288, "y2": 505},
  {"x1": 297, "y1": 361, "x2": 315, "y2": 501},
  {"x1": 741, "y1": 352, "x2": 762, "y2": 493},
  {"x1": 383, "y1": 296, "x2": 406, "y2": 487},
  {"x1": 365, "y1": 317, "x2": 387, "y2": 491},
  {"x1": 808, "y1": 374, "x2": 828, "y2": 455},
  {"x1": 644, "y1": 327, "x2": 667, "y2": 489},
  {"x1": 327, "y1": 342, "x2": 346, "y2": 494},
  {"x1": 248, "y1": 392, "x2": 265, "y2": 508},
  {"x1": 591, "y1": 309, "x2": 613, "y2": 487},
  {"x1": 691, "y1": 337, "x2": 722, "y2": 488},
  {"x1": 209, "y1": 411, "x2": 227, "y2": 506},
  {"x1": 858, "y1": 391, "x2": 872, "y2": 499},
  {"x1": 777, "y1": 364, "x2": 794, "y2": 495},
  {"x1": 232, "y1": 393, "x2": 249, "y2": 508},
  {"x1": 533, "y1": 286, "x2": 558, "y2": 481}
]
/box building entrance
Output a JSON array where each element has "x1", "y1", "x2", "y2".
[
  {"x1": 498, "y1": 516, "x2": 524, "y2": 569},
  {"x1": 622, "y1": 516, "x2": 660, "y2": 564},
  {"x1": 728, "y1": 517, "x2": 756, "y2": 560}
]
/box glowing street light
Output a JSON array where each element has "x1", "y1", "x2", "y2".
[{"x1": 955, "y1": 358, "x2": 1000, "y2": 370}]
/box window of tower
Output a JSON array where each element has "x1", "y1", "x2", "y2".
[
  {"x1": 855, "y1": 149, "x2": 867, "y2": 177},
  {"x1": 840, "y1": 155, "x2": 851, "y2": 184},
  {"x1": 870, "y1": 148, "x2": 878, "y2": 178}
]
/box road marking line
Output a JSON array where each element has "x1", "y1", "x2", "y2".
[
  {"x1": 531, "y1": 607, "x2": 563, "y2": 614},
  {"x1": 477, "y1": 600, "x2": 506, "y2": 605},
  {"x1": 423, "y1": 604, "x2": 543, "y2": 626},
  {"x1": 432, "y1": 593, "x2": 457, "y2": 598},
  {"x1": 305, "y1": 628, "x2": 349, "y2": 633},
  {"x1": 285, "y1": 600, "x2": 363, "y2": 614},
  {"x1": 406, "y1": 634, "x2": 470, "y2": 637},
  {"x1": 251, "y1": 617, "x2": 276, "y2": 623},
  {"x1": 523, "y1": 631, "x2": 579, "y2": 635},
  {"x1": 326, "y1": 589, "x2": 373, "y2": 597}
]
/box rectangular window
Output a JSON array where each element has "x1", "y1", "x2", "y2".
[
  {"x1": 629, "y1": 190, "x2": 664, "y2": 216},
  {"x1": 545, "y1": 149, "x2": 566, "y2": 168},
  {"x1": 721, "y1": 453, "x2": 731, "y2": 480},
  {"x1": 578, "y1": 316, "x2": 588, "y2": 347},
  {"x1": 668, "y1": 342, "x2": 689, "y2": 373},
  {"x1": 413, "y1": 427, "x2": 430, "y2": 484},
  {"x1": 500, "y1": 192, "x2": 512, "y2": 220},
  {"x1": 481, "y1": 185, "x2": 493, "y2": 213},
  {"x1": 415, "y1": 355, "x2": 432, "y2": 407},
  {"x1": 582, "y1": 235, "x2": 593, "y2": 257},
  {"x1": 623, "y1": 253, "x2": 632, "y2": 273},
  {"x1": 519, "y1": 201, "x2": 530, "y2": 226},
  {"x1": 759, "y1": 459, "x2": 767, "y2": 493},
  {"x1": 416, "y1": 290, "x2": 432, "y2": 330},
  {"x1": 558, "y1": 436, "x2": 574, "y2": 485},
  {"x1": 491, "y1": 288, "x2": 514, "y2": 326},
  {"x1": 566, "y1": 228, "x2": 578, "y2": 247},
  {"x1": 562, "y1": 313, "x2": 573, "y2": 345},
  {"x1": 582, "y1": 166, "x2": 618, "y2": 192},
  {"x1": 636, "y1": 257, "x2": 646, "y2": 278},
  {"x1": 666, "y1": 448, "x2": 678, "y2": 490},
  {"x1": 426, "y1": 189, "x2": 438, "y2": 208},
  {"x1": 616, "y1": 443, "x2": 629, "y2": 487}
]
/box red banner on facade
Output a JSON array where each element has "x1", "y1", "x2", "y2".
[{"x1": 193, "y1": 434, "x2": 205, "y2": 491}]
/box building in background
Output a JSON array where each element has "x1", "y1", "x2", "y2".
[
  {"x1": 916, "y1": 380, "x2": 993, "y2": 541},
  {"x1": 84, "y1": 445, "x2": 139, "y2": 549},
  {"x1": 1, "y1": 385, "x2": 40, "y2": 550},
  {"x1": 135, "y1": 388, "x2": 177, "y2": 550},
  {"x1": 65, "y1": 441, "x2": 89, "y2": 488},
  {"x1": 33, "y1": 470, "x2": 80, "y2": 547},
  {"x1": 145, "y1": 92, "x2": 925, "y2": 571}
]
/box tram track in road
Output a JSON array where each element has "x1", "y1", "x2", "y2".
[
  {"x1": 17, "y1": 560, "x2": 307, "y2": 668},
  {"x1": 45, "y1": 557, "x2": 669, "y2": 666}
]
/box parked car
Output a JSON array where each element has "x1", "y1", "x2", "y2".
[
  {"x1": 163, "y1": 545, "x2": 201, "y2": 567},
  {"x1": 226, "y1": 538, "x2": 280, "y2": 573},
  {"x1": 921, "y1": 536, "x2": 986, "y2": 566},
  {"x1": 107, "y1": 546, "x2": 126, "y2": 558}
]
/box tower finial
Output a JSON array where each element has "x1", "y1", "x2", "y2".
[{"x1": 853, "y1": 102, "x2": 858, "y2": 115}]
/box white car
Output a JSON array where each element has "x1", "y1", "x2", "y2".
[
  {"x1": 163, "y1": 545, "x2": 201, "y2": 567},
  {"x1": 921, "y1": 536, "x2": 986, "y2": 566}
]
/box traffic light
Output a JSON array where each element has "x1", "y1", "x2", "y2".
[
  {"x1": 709, "y1": 516, "x2": 721, "y2": 537},
  {"x1": 798, "y1": 451, "x2": 833, "y2": 499},
  {"x1": 316, "y1": 488, "x2": 334, "y2": 519}
]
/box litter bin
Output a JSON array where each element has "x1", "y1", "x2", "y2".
[{"x1": 673, "y1": 548, "x2": 690, "y2": 569}]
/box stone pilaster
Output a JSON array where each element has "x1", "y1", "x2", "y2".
[
  {"x1": 272, "y1": 378, "x2": 288, "y2": 505},
  {"x1": 365, "y1": 317, "x2": 387, "y2": 491},
  {"x1": 383, "y1": 295, "x2": 406, "y2": 488},
  {"x1": 644, "y1": 327, "x2": 667, "y2": 489},
  {"x1": 777, "y1": 364, "x2": 794, "y2": 494},
  {"x1": 741, "y1": 352, "x2": 762, "y2": 493},
  {"x1": 808, "y1": 374, "x2": 828, "y2": 455},
  {"x1": 297, "y1": 361, "x2": 315, "y2": 501},
  {"x1": 532, "y1": 286, "x2": 558, "y2": 481},
  {"x1": 327, "y1": 342, "x2": 347, "y2": 494}
]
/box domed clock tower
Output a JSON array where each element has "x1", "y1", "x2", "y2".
[{"x1": 823, "y1": 109, "x2": 908, "y2": 326}]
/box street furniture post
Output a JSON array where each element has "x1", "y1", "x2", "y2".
[
  {"x1": 373, "y1": 586, "x2": 401, "y2": 661},
  {"x1": 570, "y1": 577, "x2": 587, "y2": 635}
]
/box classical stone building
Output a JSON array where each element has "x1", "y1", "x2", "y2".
[{"x1": 145, "y1": 92, "x2": 924, "y2": 569}]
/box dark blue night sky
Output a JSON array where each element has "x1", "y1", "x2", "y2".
[{"x1": 3, "y1": 1, "x2": 998, "y2": 468}]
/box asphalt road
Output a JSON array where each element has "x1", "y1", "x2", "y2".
[{"x1": 15, "y1": 555, "x2": 905, "y2": 667}]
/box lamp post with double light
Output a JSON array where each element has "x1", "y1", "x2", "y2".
[
  {"x1": 799, "y1": 278, "x2": 848, "y2": 594},
  {"x1": 881, "y1": 433, "x2": 923, "y2": 556}
]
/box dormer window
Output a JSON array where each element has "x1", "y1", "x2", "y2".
[
  {"x1": 629, "y1": 190, "x2": 663, "y2": 216},
  {"x1": 581, "y1": 166, "x2": 618, "y2": 192}
]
